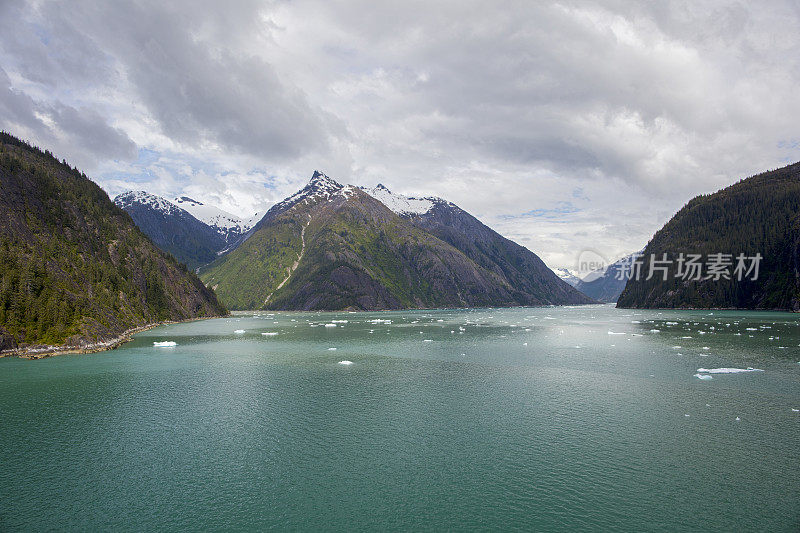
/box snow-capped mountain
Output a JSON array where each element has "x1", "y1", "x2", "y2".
[
  {"x1": 267, "y1": 171, "x2": 356, "y2": 215},
  {"x1": 113, "y1": 191, "x2": 227, "y2": 269},
  {"x1": 173, "y1": 196, "x2": 253, "y2": 244},
  {"x1": 551, "y1": 268, "x2": 582, "y2": 287},
  {"x1": 200, "y1": 170, "x2": 594, "y2": 310}
]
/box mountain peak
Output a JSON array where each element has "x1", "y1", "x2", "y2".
[
  {"x1": 114, "y1": 190, "x2": 181, "y2": 216},
  {"x1": 309, "y1": 170, "x2": 343, "y2": 190}
]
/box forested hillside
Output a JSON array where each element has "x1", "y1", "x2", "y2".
[
  {"x1": 0, "y1": 132, "x2": 227, "y2": 351},
  {"x1": 617, "y1": 161, "x2": 800, "y2": 310}
]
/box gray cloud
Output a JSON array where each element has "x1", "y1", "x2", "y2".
[
  {"x1": 0, "y1": 67, "x2": 135, "y2": 167},
  {"x1": 1, "y1": 0, "x2": 799, "y2": 267},
  {"x1": 37, "y1": 0, "x2": 334, "y2": 161}
]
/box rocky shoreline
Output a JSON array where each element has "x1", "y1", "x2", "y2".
[{"x1": 0, "y1": 315, "x2": 225, "y2": 360}]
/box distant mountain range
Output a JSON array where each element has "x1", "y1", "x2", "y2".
[
  {"x1": 197, "y1": 171, "x2": 594, "y2": 310},
  {"x1": 0, "y1": 132, "x2": 226, "y2": 353},
  {"x1": 574, "y1": 252, "x2": 642, "y2": 303},
  {"x1": 173, "y1": 196, "x2": 263, "y2": 244},
  {"x1": 617, "y1": 161, "x2": 800, "y2": 311},
  {"x1": 112, "y1": 192, "x2": 263, "y2": 269},
  {"x1": 553, "y1": 268, "x2": 581, "y2": 287},
  {"x1": 114, "y1": 191, "x2": 227, "y2": 269},
  {"x1": 550, "y1": 252, "x2": 642, "y2": 303}
]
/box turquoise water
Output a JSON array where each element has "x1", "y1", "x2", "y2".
[{"x1": 1, "y1": 305, "x2": 798, "y2": 531}]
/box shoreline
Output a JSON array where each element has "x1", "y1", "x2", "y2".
[
  {"x1": 0, "y1": 315, "x2": 227, "y2": 360},
  {"x1": 615, "y1": 304, "x2": 799, "y2": 313}
]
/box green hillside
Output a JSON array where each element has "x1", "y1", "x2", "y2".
[{"x1": 0, "y1": 132, "x2": 227, "y2": 350}]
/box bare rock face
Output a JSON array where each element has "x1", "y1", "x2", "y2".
[{"x1": 0, "y1": 326, "x2": 17, "y2": 352}]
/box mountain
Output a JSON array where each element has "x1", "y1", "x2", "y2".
[
  {"x1": 617, "y1": 161, "x2": 800, "y2": 310},
  {"x1": 575, "y1": 252, "x2": 641, "y2": 303},
  {"x1": 200, "y1": 171, "x2": 594, "y2": 310},
  {"x1": 173, "y1": 196, "x2": 260, "y2": 245},
  {"x1": 113, "y1": 191, "x2": 226, "y2": 270},
  {"x1": 362, "y1": 185, "x2": 594, "y2": 307},
  {"x1": 552, "y1": 268, "x2": 581, "y2": 287},
  {"x1": 0, "y1": 132, "x2": 227, "y2": 353}
]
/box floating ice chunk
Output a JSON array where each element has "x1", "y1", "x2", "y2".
[
  {"x1": 735, "y1": 417, "x2": 741, "y2": 422},
  {"x1": 650, "y1": 329, "x2": 660, "y2": 333},
  {"x1": 702, "y1": 346, "x2": 710, "y2": 350},
  {"x1": 328, "y1": 347, "x2": 337, "y2": 351},
  {"x1": 696, "y1": 367, "x2": 764, "y2": 374},
  {"x1": 331, "y1": 320, "x2": 348, "y2": 323},
  {"x1": 338, "y1": 360, "x2": 353, "y2": 365},
  {"x1": 523, "y1": 342, "x2": 528, "y2": 346},
  {"x1": 324, "y1": 323, "x2": 337, "y2": 328},
  {"x1": 694, "y1": 374, "x2": 713, "y2": 380},
  {"x1": 792, "y1": 408, "x2": 799, "y2": 412},
  {"x1": 423, "y1": 339, "x2": 433, "y2": 342},
  {"x1": 685, "y1": 414, "x2": 690, "y2": 417},
  {"x1": 153, "y1": 341, "x2": 177, "y2": 347},
  {"x1": 234, "y1": 329, "x2": 245, "y2": 334},
  {"x1": 608, "y1": 331, "x2": 625, "y2": 335},
  {"x1": 746, "y1": 328, "x2": 758, "y2": 331},
  {"x1": 261, "y1": 332, "x2": 278, "y2": 336}
]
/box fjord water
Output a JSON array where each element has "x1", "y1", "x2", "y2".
[{"x1": 1, "y1": 306, "x2": 798, "y2": 531}]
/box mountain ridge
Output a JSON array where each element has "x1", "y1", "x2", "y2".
[
  {"x1": 200, "y1": 172, "x2": 594, "y2": 310},
  {"x1": 114, "y1": 191, "x2": 226, "y2": 269}
]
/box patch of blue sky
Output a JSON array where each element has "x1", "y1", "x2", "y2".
[{"x1": 498, "y1": 201, "x2": 581, "y2": 220}]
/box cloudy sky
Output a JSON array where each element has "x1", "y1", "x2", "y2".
[{"x1": 2, "y1": 0, "x2": 799, "y2": 271}]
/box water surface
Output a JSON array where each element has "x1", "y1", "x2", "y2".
[{"x1": 1, "y1": 305, "x2": 798, "y2": 531}]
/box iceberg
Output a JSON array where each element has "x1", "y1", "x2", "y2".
[
  {"x1": 338, "y1": 360, "x2": 353, "y2": 365},
  {"x1": 696, "y1": 367, "x2": 763, "y2": 374},
  {"x1": 694, "y1": 373, "x2": 713, "y2": 380},
  {"x1": 153, "y1": 341, "x2": 177, "y2": 347}
]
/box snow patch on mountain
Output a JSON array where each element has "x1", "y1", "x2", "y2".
[
  {"x1": 114, "y1": 191, "x2": 183, "y2": 216},
  {"x1": 173, "y1": 196, "x2": 248, "y2": 232},
  {"x1": 359, "y1": 184, "x2": 437, "y2": 215},
  {"x1": 551, "y1": 268, "x2": 581, "y2": 287}
]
